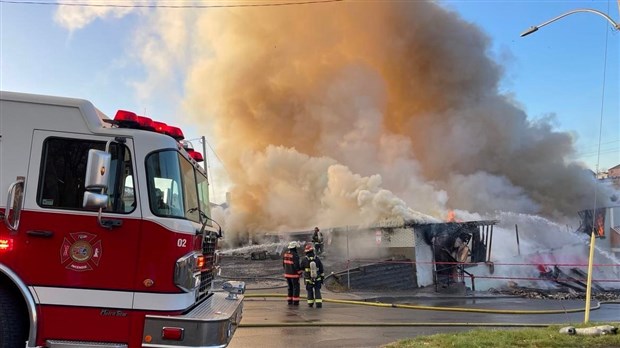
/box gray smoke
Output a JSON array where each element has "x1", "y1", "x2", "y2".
[{"x1": 56, "y1": 1, "x2": 617, "y2": 245}]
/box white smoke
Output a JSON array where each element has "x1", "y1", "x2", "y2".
[{"x1": 471, "y1": 212, "x2": 620, "y2": 290}]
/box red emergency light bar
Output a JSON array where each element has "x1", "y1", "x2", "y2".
[
  {"x1": 114, "y1": 110, "x2": 140, "y2": 127},
  {"x1": 113, "y1": 110, "x2": 185, "y2": 141},
  {"x1": 0, "y1": 238, "x2": 14, "y2": 252},
  {"x1": 152, "y1": 121, "x2": 167, "y2": 134},
  {"x1": 137, "y1": 116, "x2": 156, "y2": 131},
  {"x1": 186, "y1": 149, "x2": 204, "y2": 163},
  {"x1": 166, "y1": 126, "x2": 185, "y2": 141}
]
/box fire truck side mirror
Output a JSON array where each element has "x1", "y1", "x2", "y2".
[
  {"x1": 83, "y1": 191, "x2": 109, "y2": 209},
  {"x1": 84, "y1": 149, "x2": 111, "y2": 190},
  {"x1": 83, "y1": 149, "x2": 111, "y2": 210}
]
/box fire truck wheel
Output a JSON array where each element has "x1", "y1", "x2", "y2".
[{"x1": 0, "y1": 286, "x2": 28, "y2": 348}]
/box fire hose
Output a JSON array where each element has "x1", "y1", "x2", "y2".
[
  {"x1": 216, "y1": 276, "x2": 619, "y2": 311},
  {"x1": 239, "y1": 321, "x2": 551, "y2": 328},
  {"x1": 242, "y1": 293, "x2": 605, "y2": 314},
  {"x1": 238, "y1": 293, "x2": 620, "y2": 329},
  {"x1": 215, "y1": 275, "x2": 288, "y2": 290}
]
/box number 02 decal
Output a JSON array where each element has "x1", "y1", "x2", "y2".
[{"x1": 177, "y1": 238, "x2": 187, "y2": 247}]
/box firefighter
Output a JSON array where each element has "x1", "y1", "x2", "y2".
[
  {"x1": 301, "y1": 243, "x2": 325, "y2": 308},
  {"x1": 283, "y1": 241, "x2": 302, "y2": 305},
  {"x1": 311, "y1": 226, "x2": 324, "y2": 255}
]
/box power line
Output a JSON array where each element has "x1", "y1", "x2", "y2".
[
  {"x1": 0, "y1": 0, "x2": 343, "y2": 8},
  {"x1": 576, "y1": 151, "x2": 619, "y2": 159},
  {"x1": 201, "y1": 137, "x2": 231, "y2": 204},
  {"x1": 575, "y1": 144, "x2": 620, "y2": 157},
  {"x1": 593, "y1": 0, "x2": 612, "y2": 176},
  {"x1": 577, "y1": 138, "x2": 620, "y2": 150},
  {"x1": 202, "y1": 138, "x2": 229, "y2": 178}
]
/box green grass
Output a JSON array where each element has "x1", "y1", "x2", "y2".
[{"x1": 384, "y1": 323, "x2": 620, "y2": 348}]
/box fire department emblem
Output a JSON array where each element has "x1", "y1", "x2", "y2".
[{"x1": 60, "y1": 232, "x2": 102, "y2": 272}]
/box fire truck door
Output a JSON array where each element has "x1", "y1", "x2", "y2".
[{"x1": 19, "y1": 131, "x2": 141, "y2": 307}]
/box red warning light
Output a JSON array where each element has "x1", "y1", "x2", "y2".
[{"x1": 0, "y1": 238, "x2": 14, "y2": 252}]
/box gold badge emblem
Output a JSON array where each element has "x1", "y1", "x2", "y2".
[{"x1": 60, "y1": 232, "x2": 102, "y2": 272}]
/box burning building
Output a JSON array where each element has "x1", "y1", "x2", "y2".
[
  {"x1": 314, "y1": 208, "x2": 620, "y2": 293},
  {"x1": 321, "y1": 219, "x2": 498, "y2": 292}
]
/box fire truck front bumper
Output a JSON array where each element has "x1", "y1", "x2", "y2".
[{"x1": 142, "y1": 292, "x2": 244, "y2": 348}]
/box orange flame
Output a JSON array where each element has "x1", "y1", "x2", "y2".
[
  {"x1": 595, "y1": 213, "x2": 605, "y2": 237},
  {"x1": 446, "y1": 210, "x2": 456, "y2": 222}
]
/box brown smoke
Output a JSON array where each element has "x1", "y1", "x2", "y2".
[{"x1": 127, "y1": 1, "x2": 614, "y2": 244}]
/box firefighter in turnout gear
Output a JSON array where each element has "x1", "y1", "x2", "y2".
[
  {"x1": 283, "y1": 241, "x2": 302, "y2": 305},
  {"x1": 301, "y1": 243, "x2": 325, "y2": 308},
  {"x1": 312, "y1": 226, "x2": 324, "y2": 255}
]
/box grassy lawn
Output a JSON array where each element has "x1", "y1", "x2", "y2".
[{"x1": 384, "y1": 323, "x2": 620, "y2": 348}]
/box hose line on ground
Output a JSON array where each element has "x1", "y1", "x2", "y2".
[
  {"x1": 246, "y1": 285, "x2": 288, "y2": 290},
  {"x1": 243, "y1": 293, "x2": 601, "y2": 314},
  {"x1": 239, "y1": 322, "x2": 553, "y2": 328},
  {"x1": 217, "y1": 275, "x2": 284, "y2": 281}
]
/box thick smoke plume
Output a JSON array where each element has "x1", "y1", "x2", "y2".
[{"x1": 57, "y1": 1, "x2": 616, "y2": 245}]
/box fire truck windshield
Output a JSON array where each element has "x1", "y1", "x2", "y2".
[{"x1": 145, "y1": 149, "x2": 209, "y2": 223}]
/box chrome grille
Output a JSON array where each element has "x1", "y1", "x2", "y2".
[
  {"x1": 197, "y1": 270, "x2": 213, "y2": 301},
  {"x1": 197, "y1": 234, "x2": 218, "y2": 301}
]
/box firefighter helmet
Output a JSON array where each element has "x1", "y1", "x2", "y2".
[
  {"x1": 288, "y1": 241, "x2": 298, "y2": 249},
  {"x1": 304, "y1": 243, "x2": 314, "y2": 253}
]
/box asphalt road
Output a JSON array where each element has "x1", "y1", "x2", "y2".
[
  {"x1": 227, "y1": 291, "x2": 620, "y2": 348},
  {"x1": 217, "y1": 253, "x2": 620, "y2": 348}
]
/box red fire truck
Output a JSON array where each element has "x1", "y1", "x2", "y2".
[{"x1": 0, "y1": 91, "x2": 244, "y2": 348}]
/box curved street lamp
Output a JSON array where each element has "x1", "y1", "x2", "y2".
[
  {"x1": 521, "y1": 8, "x2": 620, "y2": 37},
  {"x1": 520, "y1": 6, "x2": 619, "y2": 324}
]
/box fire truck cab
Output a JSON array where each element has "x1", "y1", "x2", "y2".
[{"x1": 0, "y1": 91, "x2": 244, "y2": 348}]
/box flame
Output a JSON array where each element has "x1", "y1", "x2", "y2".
[
  {"x1": 446, "y1": 210, "x2": 456, "y2": 222},
  {"x1": 595, "y1": 213, "x2": 605, "y2": 237}
]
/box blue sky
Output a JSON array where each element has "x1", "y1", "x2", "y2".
[
  {"x1": 1, "y1": 0, "x2": 618, "y2": 176},
  {"x1": 442, "y1": 0, "x2": 619, "y2": 173}
]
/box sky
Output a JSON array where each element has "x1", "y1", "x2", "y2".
[
  {"x1": 1, "y1": 0, "x2": 619, "y2": 240},
  {"x1": 444, "y1": 0, "x2": 619, "y2": 173},
  {"x1": 1, "y1": 0, "x2": 617, "y2": 172}
]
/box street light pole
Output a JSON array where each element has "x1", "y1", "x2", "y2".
[
  {"x1": 520, "y1": 5, "x2": 618, "y2": 324},
  {"x1": 521, "y1": 8, "x2": 620, "y2": 37}
]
